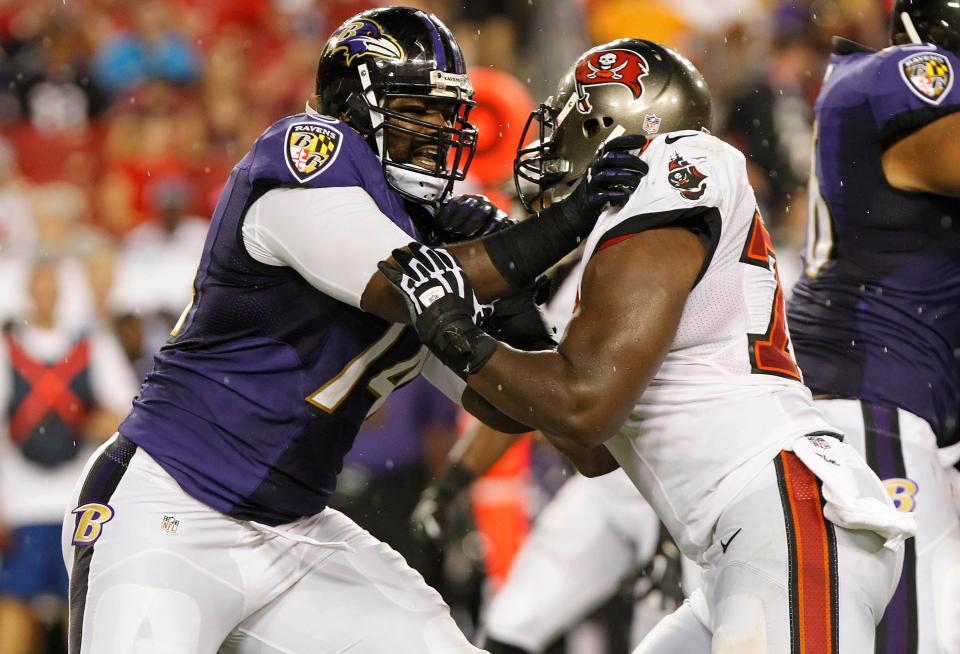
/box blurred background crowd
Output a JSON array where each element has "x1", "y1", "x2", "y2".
[{"x1": 0, "y1": 0, "x2": 894, "y2": 653}]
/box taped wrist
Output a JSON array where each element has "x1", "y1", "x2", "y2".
[
  {"x1": 417, "y1": 297, "x2": 497, "y2": 378},
  {"x1": 433, "y1": 462, "x2": 475, "y2": 501},
  {"x1": 481, "y1": 201, "x2": 583, "y2": 289}
]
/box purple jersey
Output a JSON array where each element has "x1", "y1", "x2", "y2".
[
  {"x1": 119, "y1": 113, "x2": 426, "y2": 525},
  {"x1": 788, "y1": 39, "x2": 960, "y2": 444}
]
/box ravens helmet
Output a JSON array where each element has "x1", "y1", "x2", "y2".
[
  {"x1": 316, "y1": 7, "x2": 477, "y2": 205},
  {"x1": 892, "y1": 0, "x2": 960, "y2": 54},
  {"x1": 514, "y1": 39, "x2": 712, "y2": 211}
]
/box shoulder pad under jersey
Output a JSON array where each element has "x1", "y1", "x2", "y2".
[
  {"x1": 863, "y1": 44, "x2": 960, "y2": 144},
  {"x1": 247, "y1": 113, "x2": 383, "y2": 190}
]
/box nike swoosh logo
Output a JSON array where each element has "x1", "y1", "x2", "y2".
[
  {"x1": 720, "y1": 528, "x2": 742, "y2": 553},
  {"x1": 664, "y1": 133, "x2": 696, "y2": 144}
]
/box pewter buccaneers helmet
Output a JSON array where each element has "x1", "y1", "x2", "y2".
[
  {"x1": 316, "y1": 7, "x2": 477, "y2": 204},
  {"x1": 515, "y1": 38, "x2": 712, "y2": 210}
]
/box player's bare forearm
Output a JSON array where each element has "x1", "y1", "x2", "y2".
[
  {"x1": 461, "y1": 386, "x2": 531, "y2": 434},
  {"x1": 540, "y1": 430, "x2": 620, "y2": 477},
  {"x1": 446, "y1": 240, "x2": 515, "y2": 302},
  {"x1": 466, "y1": 346, "x2": 626, "y2": 447},
  {"x1": 466, "y1": 228, "x2": 705, "y2": 447}
]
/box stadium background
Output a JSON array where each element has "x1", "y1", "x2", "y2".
[{"x1": 0, "y1": 0, "x2": 895, "y2": 652}]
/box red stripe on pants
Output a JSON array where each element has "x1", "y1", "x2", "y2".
[{"x1": 780, "y1": 450, "x2": 836, "y2": 654}]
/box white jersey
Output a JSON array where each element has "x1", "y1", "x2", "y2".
[{"x1": 575, "y1": 131, "x2": 835, "y2": 560}]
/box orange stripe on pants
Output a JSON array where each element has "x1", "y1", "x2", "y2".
[{"x1": 776, "y1": 450, "x2": 839, "y2": 654}]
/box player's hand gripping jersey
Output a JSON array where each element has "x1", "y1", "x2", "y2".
[
  {"x1": 574, "y1": 131, "x2": 842, "y2": 558},
  {"x1": 789, "y1": 40, "x2": 960, "y2": 445},
  {"x1": 118, "y1": 111, "x2": 442, "y2": 526}
]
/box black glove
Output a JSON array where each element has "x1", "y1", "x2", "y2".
[
  {"x1": 484, "y1": 275, "x2": 556, "y2": 351},
  {"x1": 421, "y1": 194, "x2": 514, "y2": 244},
  {"x1": 483, "y1": 134, "x2": 649, "y2": 289},
  {"x1": 556, "y1": 133, "x2": 650, "y2": 229},
  {"x1": 410, "y1": 463, "x2": 475, "y2": 544},
  {"x1": 378, "y1": 243, "x2": 496, "y2": 377}
]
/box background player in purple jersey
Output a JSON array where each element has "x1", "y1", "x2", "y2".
[
  {"x1": 59, "y1": 6, "x2": 648, "y2": 654},
  {"x1": 787, "y1": 1, "x2": 960, "y2": 651}
]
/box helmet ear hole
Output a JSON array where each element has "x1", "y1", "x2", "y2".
[
  {"x1": 581, "y1": 116, "x2": 615, "y2": 139},
  {"x1": 582, "y1": 118, "x2": 602, "y2": 138}
]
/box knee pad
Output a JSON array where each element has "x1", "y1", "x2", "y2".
[{"x1": 711, "y1": 592, "x2": 768, "y2": 654}]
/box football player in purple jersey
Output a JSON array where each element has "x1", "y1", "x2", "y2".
[
  {"x1": 60, "y1": 7, "x2": 647, "y2": 654},
  {"x1": 787, "y1": 2, "x2": 960, "y2": 652}
]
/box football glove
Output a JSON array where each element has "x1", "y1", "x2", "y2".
[
  {"x1": 410, "y1": 463, "x2": 475, "y2": 545},
  {"x1": 483, "y1": 134, "x2": 648, "y2": 289},
  {"x1": 426, "y1": 194, "x2": 515, "y2": 244},
  {"x1": 378, "y1": 243, "x2": 497, "y2": 377},
  {"x1": 483, "y1": 275, "x2": 556, "y2": 351}
]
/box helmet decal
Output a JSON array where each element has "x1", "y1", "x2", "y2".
[
  {"x1": 642, "y1": 113, "x2": 662, "y2": 135},
  {"x1": 899, "y1": 51, "x2": 954, "y2": 104},
  {"x1": 574, "y1": 49, "x2": 649, "y2": 113},
  {"x1": 667, "y1": 152, "x2": 708, "y2": 201},
  {"x1": 331, "y1": 19, "x2": 404, "y2": 65}
]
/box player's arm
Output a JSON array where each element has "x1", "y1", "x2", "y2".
[
  {"x1": 383, "y1": 224, "x2": 705, "y2": 453},
  {"x1": 466, "y1": 226, "x2": 704, "y2": 447},
  {"x1": 361, "y1": 135, "x2": 649, "y2": 321},
  {"x1": 882, "y1": 112, "x2": 960, "y2": 196}
]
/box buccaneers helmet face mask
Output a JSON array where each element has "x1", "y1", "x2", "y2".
[
  {"x1": 316, "y1": 7, "x2": 477, "y2": 205},
  {"x1": 514, "y1": 38, "x2": 713, "y2": 212}
]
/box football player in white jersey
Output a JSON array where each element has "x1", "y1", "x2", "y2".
[
  {"x1": 380, "y1": 39, "x2": 917, "y2": 653},
  {"x1": 411, "y1": 267, "x2": 689, "y2": 654}
]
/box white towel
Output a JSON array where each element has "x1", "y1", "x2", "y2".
[{"x1": 790, "y1": 433, "x2": 917, "y2": 551}]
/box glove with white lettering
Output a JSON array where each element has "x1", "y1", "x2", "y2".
[{"x1": 378, "y1": 243, "x2": 497, "y2": 377}]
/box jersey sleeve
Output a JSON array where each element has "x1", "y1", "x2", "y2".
[
  {"x1": 420, "y1": 353, "x2": 466, "y2": 408},
  {"x1": 242, "y1": 186, "x2": 413, "y2": 308},
  {"x1": 869, "y1": 45, "x2": 960, "y2": 147},
  {"x1": 589, "y1": 132, "x2": 725, "y2": 280}
]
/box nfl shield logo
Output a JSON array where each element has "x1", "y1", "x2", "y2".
[
  {"x1": 642, "y1": 114, "x2": 662, "y2": 135},
  {"x1": 284, "y1": 122, "x2": 343, "y2": 182},
  {"x1": 899, "y1": 52, "x2": 954, "y2": 105},
  {"x1": 160, "y1": 515, "x2": 179, "y2": 534}
]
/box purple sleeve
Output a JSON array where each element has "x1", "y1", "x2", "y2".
[
  {"x1": 869, "y1": 46, "x2": 960, "y2": 146},
  {"x1": 246, "y1": 114, "x2": 419, "y2": 239}
]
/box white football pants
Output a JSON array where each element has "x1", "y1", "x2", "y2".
[
  {"x1": 814, "y1": 399, "x2": 960, "y2": 654},
  {"x1": 634, "y1": 451, "x2": 903, "y2": 654},
  {"x1": 62, "y1": 435, "x2": 483, "y2": 654},
  {"x1": 484, "y1": 468, "x2": 686, "y2": 652}
]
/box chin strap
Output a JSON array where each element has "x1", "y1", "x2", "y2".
[{"x1": 385, "y1": 166, "x2": 447, "y2": 203}]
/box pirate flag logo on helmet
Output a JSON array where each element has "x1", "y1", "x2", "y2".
[{"x1": 574, "y1": 49, "x2": 649, "y2": 114}]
